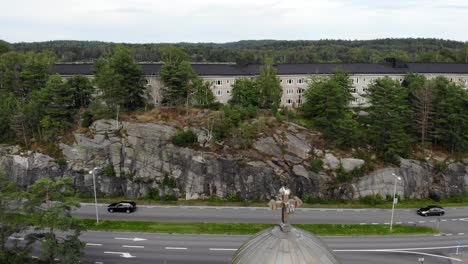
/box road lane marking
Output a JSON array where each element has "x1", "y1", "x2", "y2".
[
  {"x1": 359, "y1": 223, "x2": 366, "y2": 225},
  {"x1": 104, "y1": 252, "x2": 136, "y2": 258},
  {"x1": 86, "y1": 243, "x2": 103, "y2": 246},
  {"x1": 408, "y1": 222, "x2": 414, "y2": 224},
  {"x1": 441, "y1": 219, "x2": 447, "y2": 222},
  {"x1": 458, "y1": 233, "x2": 465, "y2": 235},
  {"x1": 334, "y1": 245, "x2": 468, "y2": 252},
  {"x1": 452, "y1": 219, "x2": 458, "y2": 221},
  {"x1": 371, "y1": 223, "x2": 379, "y2": 225},
  {"x1": 165, "y1": 247, "x2": 187, "y2": 250},
  {"x1": 396, "y1": 222, "x2": 402, "y2": 224},
  {"x1": 115, "y1": 237, "x2": 147, "y2": 242},
  {"x1": 418, "y1": 221, "x2": 425, "y2": 223},
  {"x1": 209, "y1": 248, "x2": 237, "y2": 251},
  {"x1": 380, "y1": 250, "x2": 462, "y2": 262},
  {"x1": 8, "y1": 236, "x2": 24, "y2": 240},
  {"x1": 446, "y1": 233, "x2": 453, "y2": 236},
  {"x1": 122, "y1": 245, "x2": 144, "y2": 248}
]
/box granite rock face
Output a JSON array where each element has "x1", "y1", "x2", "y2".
[{"x1": 1, "y1": 119, "x2": 467, "y2": 200}]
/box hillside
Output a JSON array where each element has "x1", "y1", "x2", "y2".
[{"x1": 6, "y1": 38, "x2": 468, "y2": 64}]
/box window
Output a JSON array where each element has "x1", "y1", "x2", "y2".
[
  {"x1": 298, "y1": 79, "x2": 304, "y2": 84},
  {"x1": 226, "y1": 90, "x2": 230, "y2": 94},
  {"x1": 297, "y1": 88, "x2": 304, "y2": 94},
  {"x1": 287, "y1": 99, "x2": 293, "y2": 104},
  {"x1": 350, "y1": 88, "x2": 357, "y2": 93},
  {"x1": 227, "y1": 80, "x2": 230, "y2": 84},
  {"x1": 286, "y1": 89, "x2": 294, "y2": 94},
  {"x1": 216, "y1": 90, "x2": 222, "y2": 96},
  {"x1": 215, "y1": 80, "x2": 223, "y2": 86},
  {"x1": 356, "y1": 78, "x2": 359, "y2": 84},
  {"x1": 287, "y1": 79, "x2": 294, "y2": 84},
  {"x1": 296, "y1": 99, "x2": 302, "y2": 104}
]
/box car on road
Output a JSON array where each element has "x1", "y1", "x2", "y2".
[
  {"x1": 107, "y1": 201, "x2": 137, "y2": 213},
  {"x1": 417, "y1": 205, "x2": 444, "y2": 216}
]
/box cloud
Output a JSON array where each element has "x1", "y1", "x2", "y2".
[{"x1": 0, "y1": 0, "x2": 467, "y2": 43}]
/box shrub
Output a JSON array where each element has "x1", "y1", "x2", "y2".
[
  {"x1": 161, "y1": 194, "x2": 177, "y2": 201},
  {"x1": 336, "y1": 167, "x2": 353, "y2": 183},
  {"x1": 360, "y1": 194, "x2": 385, "y2": 206},
  {"x1": 99, "y1": 164, "x2": 115, "y2": 177},
  {"x1": 226, "y1": 193, "x2": 243, "y2": 202},
  {"x1": 310, "y1": 160, "x2": 323, "y2": 173},
  {"x1": 171, "y1": 129, "x2": 198, "y2": 147},
  {"x1": 162, "y1": 175, "x2": 177, "y2": 188},
  {"x1": 146, "y1": 188, "x2": 160, "y2": 201},
  {"x1": 434, "y1": 162, "x2": 448, "y2": 174},
  {"x1": 81, "y1": 111, "x2": 94, "y2": 128},
  {"x1": 208, "y1": 195, "x2": 223, "y2": 202}
]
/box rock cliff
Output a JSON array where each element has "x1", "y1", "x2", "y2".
[{"x1": 0, "y1": 119, "x2": 467, "y2": 200}]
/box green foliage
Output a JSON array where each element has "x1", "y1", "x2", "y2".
[
  {"x1": 81, "y1": 111, "x2": 94, "y2": 128},
  {"x1": 208, "y1": 195, "x2": 223, "y2": 202},
  {"x1": 433, "y1": 161, "x2": 448, "y2": 174},
  {"x1": 212, "y1": 105, "x2": 258, "y2": 141},
  {"x1": 162, "y1": 175, "x2": 177, "y2": 188},
  {"x1": 146, "y1": 188, "x2": 160, "y2": 201},
  {"x1": 229, "y1": 78, "x2": 260, "y2": 107},
  {"x1": 226, "y1": 193, "x2": 243, "y2": 202},
  {"x1": 301, "y1": 73, "x2": 359, "y2": 148},
  {"x1": 0, "y1": 93, "x2": 17, "y2": 143},
  {"x1": 310, "y1": 159, "x2": 323, "y2": 173},
  {"x1": 171, "y1": 129, "x2": 198, "y2": 147},
  {"x1": 363, "y1": 77, "x2": 413, "y2": 162},
  {"x1": 161, "y1": 194, "x2": 177, "y2": 201},
  {"x1": 99, "y1": 164, "x2": 116, "y2": 178},
  {"x1": 360, "y1": 194, "x2": 385, "y2": 206},
  {"x1": 65, "y1": 75, "x2": 94, "y2": 108},
  {"x1": 88, "y1": 99, "x2": 115, "y2": 120},
  {"x1": 256, "y1": 58, "x2": 282, "y2": 112},
  {"x1": 12, "y1": 39, "x2": 468, "y2": 64},
  {"x1": 0, "y1": 40, "x2": 11, "y2": 54},
  {"x1": 94, "y1": 45, "x2": 145, "y2": 111}
]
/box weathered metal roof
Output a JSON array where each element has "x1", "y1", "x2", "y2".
[
  {"x1": 231, "y1": 225, "x2": 341, "y2": 264},
  {"x1": 52, "y1": 62, "x2": 468, "y2": 76}
]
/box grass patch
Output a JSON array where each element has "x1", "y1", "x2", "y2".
[{"x1": 79, "y1": 218, "x2": 436, "y2": 236}]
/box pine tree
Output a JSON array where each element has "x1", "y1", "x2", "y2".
[
  {"x1": 229, "y1": 78, "x2": 260, "y2": 107},
  {"x1": 65, "y1": 75, "x2": 94, "y2": 108},
  {"x1": 364, "y1": 77, "x2": 412, "y2": 163},
  {"x1": 94, "y1": 45, "x2": 145, "y2": 111},
  {"x1": 256, "y1": 58, "x2": 282, "y2": 112}
]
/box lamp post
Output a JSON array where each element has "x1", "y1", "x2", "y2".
[
  {"x1": 390, "y1": 173, "x2": 402, "y2": 231},
  {"x1": 89, "y1": 167, "x2": 101, "y2": 224}
]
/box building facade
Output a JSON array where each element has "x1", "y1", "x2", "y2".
[{"x1": 53, "y1": 60, "x2": 468, "y2": 108}]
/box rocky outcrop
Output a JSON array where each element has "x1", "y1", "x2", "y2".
[{"x1": 1, "y1": 119, "x2": 467, "y2": 201}]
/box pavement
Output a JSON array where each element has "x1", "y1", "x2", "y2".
[
  {"x1": 12, "y1": 230, "x2": 468, "y2": 264},
  {"x1": 74, "y1": 203, "x2": 468, "y2": 234}
]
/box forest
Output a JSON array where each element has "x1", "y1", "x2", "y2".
[{"x1": 2, "y1": 38, "x2": 468, "y2": 64}]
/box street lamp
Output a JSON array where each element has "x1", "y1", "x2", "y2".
[
  {"x1": 390, "y1": 173, "x2": 402, "y2": 231},
  {"x1": 89, "y1": 167, "x2": 101, "y2": 224}
]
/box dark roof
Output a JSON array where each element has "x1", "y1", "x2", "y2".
[{"x1": 52, "y1": 62, "x2": 468, "y2": 76}]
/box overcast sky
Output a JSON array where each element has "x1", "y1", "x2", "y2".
[{"x1": 1, "y1": 0, "x2": 468, "y2": 43}]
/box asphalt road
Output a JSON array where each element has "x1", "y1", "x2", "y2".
[
  {"x1": 17, "y1": 231, "x2": 468, "y2": 264},
  {"x1": 74, "y1": 204, "x2": 468, "y2": 233}
]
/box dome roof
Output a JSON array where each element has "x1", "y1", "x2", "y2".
[{"x1": 231, "y1": 225, "x2": 341, "y2": 264}]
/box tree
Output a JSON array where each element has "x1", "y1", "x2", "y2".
[
  {"x1": 0, "y1": 93, "x2": 17, "y2": 143},
  {"x1": 256, "y1": 58, "x2": 282, "y2": 112},
  {"x1": 0, "y1": 40, "x2": 11, "y2": 54},
  {"x1": 19, "y1": 51, "x2": 56, "y2": 99},
  {"x1": 94, "y1": 45, "x2": 145, "y2": 111},
  {"x1": 229, "y1": 78, "x2": 260, "y2": 107},
  {"x1": 0, "y1": 173, "x2": 31, "y2": 264},
  {"x1": 431, "y1": 77, "x2": 468, "y2": 152},
  {"x1": 403, "y1": 74, "x2": 434, "y2": 146},
  {"x1": 301, "y1": 72, "x2": 359, "y2": 148},
  {"x1": 25, "y1": 177, "x2": 84, "y2": 264},
  {"x1": 65, "y1": 75, "x2": 94, "y2": 108},
  {"x1": 39, "y1": 75, "x2": 77, "y2": 139},
  {"x1": 190, "y1": 77, "x2": 215, "y2": 106},
  {"x1": 364, "y1": 77, "x2": 412, "y2": 163}
]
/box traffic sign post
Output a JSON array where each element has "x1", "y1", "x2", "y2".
[{"x1": 456, "y1": 240, "x2": 461, "y2": 255}]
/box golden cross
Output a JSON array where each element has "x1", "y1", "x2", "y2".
[{"x1": 268, "y1": 186, "x2": 303, "y2": 232}]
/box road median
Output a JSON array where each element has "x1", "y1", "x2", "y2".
[{"x1": 79, "y1": 218, "x2": 437, "y2": 236}]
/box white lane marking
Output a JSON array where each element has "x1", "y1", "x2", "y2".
[
  {"x1": 334, "y1": 245, "x2": 468, "y2": 252},
  {"x1": 209, "y1": 248, "x2": 237, "y2": 251},
  {"x1": 430, "y1": 220, "x2": 436, "y2": 223},
  {"x1": 446, "y1": 233, "x2": 453, "y2": 236},
  {"x1": 165, "y1": 247, "x2": 188, "y2": 250},
  {"x1": 95, "y1": 262, "x2": 103, "y2": 264},
  {"x1": 8, "y1": 236, "x2": 24, "y2": 240},
  {"x1": 32, "y1": 256, "x2": 39, "y2": 259},
  {"x1": 458, "y1": 233, "x2": 465, "y2": 235},
  {"x1": 452, "y1": 219, "x2": 458, "y2": 221},
  {"x1": 86, "y1": 243, "x2": 103, "y2": 246},
  {"x1": 396, "y1": 222, "x2": 402, "y2": 224},
  {"x1": 441, "y1": 219, "x2": 447, "y2": 222},
  {"x1": 460, "y1": 218, "x2": 468, "y2": 222},
  {"x1": 122, "y1": 245, "x2": 144, "y2": 248},
  {"x1": 104, "y1": 252, "x2": 136, "y2": 258},
  {"x1": 418, "y1": 221, "x2": 425, "y2": 223},
  {"x1": 408, "y1": 222, "x2": 414, "y2": 224},
  {"x1": 384, "y1": 222, "x2": 390, "y2": 225},
  {"x1": 380, "y1": 250, "x2": 462, "y2": 262},
  {"x1": 359, "y1": 223, "x2": 366, "y2": 225},
  {"x1": 115, "y1": 237, "x2": 147, "y2": 242},
  {"x1": 434, "y1": 234, "x2": 441, "y2": 237},
  {"x1": 371, "y1": 223, "x2": 379, "y2": 225}
]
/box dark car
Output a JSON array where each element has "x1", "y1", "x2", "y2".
[
  {"x1": 107, "y1": 201, "x2": 137, "y2": 213},
  {"x1": 417, "y1": 205, "x2": 444, "y2": 216}
]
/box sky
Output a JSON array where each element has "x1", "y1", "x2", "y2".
[{"x1": 1, "y1": 0, "x2": 468, "y2": 43}]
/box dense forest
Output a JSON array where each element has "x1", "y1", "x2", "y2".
[{"x1": 3, "y1": 38, "x2": 468, "y2": 64}]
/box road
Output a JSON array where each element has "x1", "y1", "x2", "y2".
[
  {"x1": 16, "y1": 231, "x2": 467, "y2": 264},
  {"x1": 74, "y1": 204, "x2": 468, "y2": 234}
]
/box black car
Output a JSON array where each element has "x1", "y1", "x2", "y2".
[
  {"x1": 107, "y1": 201, "x2": 137, "y2": 213},
  {"x1": 417, "y1": 205, "x2": 444, "y2": 216}
]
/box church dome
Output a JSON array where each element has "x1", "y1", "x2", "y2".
[{"x1": 231, "y1": 187, "x2": 341, "y2": 264}]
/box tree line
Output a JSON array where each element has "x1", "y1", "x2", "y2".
[{"x1": 4, "y1": 38, "x2": 468, "y2": 64}]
